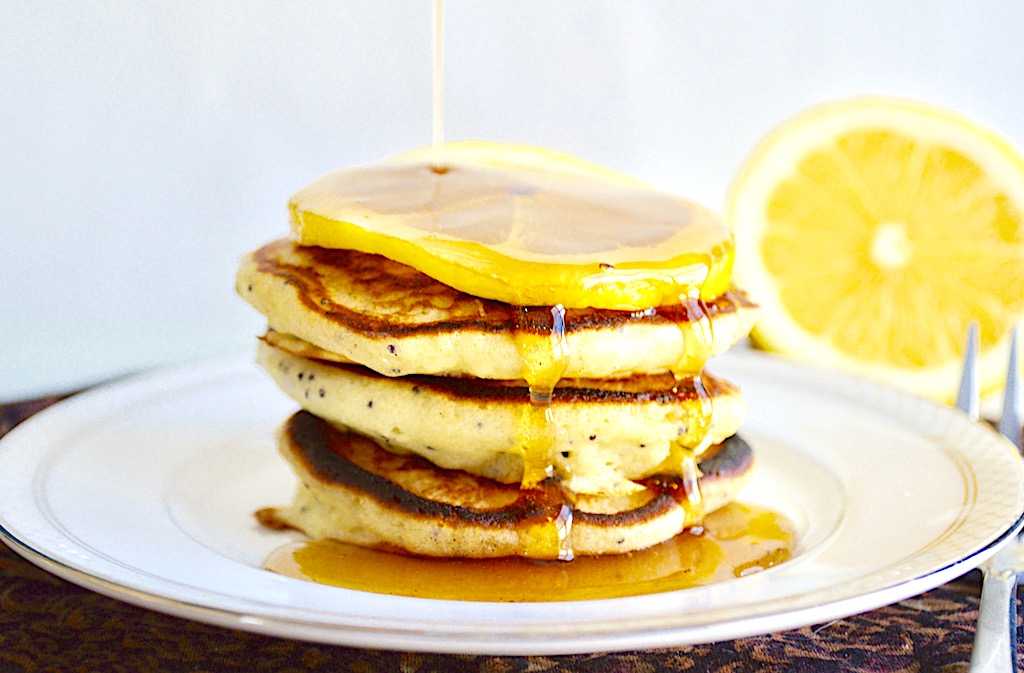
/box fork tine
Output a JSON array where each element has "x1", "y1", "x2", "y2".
[
  {"x1": 998, "y1": 325, "x2": 1022, "y2": 451},
  {"x1": 957, "y1": 322, "x2": 980, "y2": 421}
]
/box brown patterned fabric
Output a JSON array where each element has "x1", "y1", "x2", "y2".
[{"x1": 0, "y1": 393, "x2": 1017, "y2": 672}]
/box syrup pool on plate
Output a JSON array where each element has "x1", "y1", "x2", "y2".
[{"x1": 263, "y1": 501, "x2": 796, "y2": 602}]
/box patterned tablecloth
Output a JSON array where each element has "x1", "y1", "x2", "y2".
[{"x1": 0, "y1": 393, "x2": 1017, "y2": 673}]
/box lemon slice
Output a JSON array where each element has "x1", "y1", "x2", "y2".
[
  {"x1": 727, "y1": 97, "x2": 1024, "y2": 401},
  {"x1": 289, "y1": 141, "x2": 734, "y2": 309}
]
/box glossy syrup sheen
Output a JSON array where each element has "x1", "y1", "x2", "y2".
[
  {"x1": 287, "y1": 155, "x2": 735, "y2": 310},
  {"x1": 511, "y1": 304, "x2": 574, "y2": 559},
  {"x1": 504, "y1": 297, "x2": 718, "y2": 561},
  {"x1": 264, "y1": 502, "x2": 796, "y2": 602}
]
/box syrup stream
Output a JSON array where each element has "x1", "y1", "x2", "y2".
[{"x1": 431, "y1": 0, "x2": 445, "y2": 170}]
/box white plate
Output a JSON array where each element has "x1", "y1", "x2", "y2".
[{"x1": 1, "y1": 350, "x2": 1023, "y2": 655}]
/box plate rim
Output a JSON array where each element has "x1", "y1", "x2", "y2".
[
  {"x1": 1, "y1": 350, "x2": 1023, "y2": 655},
  {"x1": 2, "y1": 506, "x2": 1021, "y2": 655}
]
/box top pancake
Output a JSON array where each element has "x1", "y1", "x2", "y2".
[
  {"x1": 237, "y1": 239, "x2": 759, "y2": 380},
  {"x1": 287, "y1": 142, "x2": 737, "y2": 309}
]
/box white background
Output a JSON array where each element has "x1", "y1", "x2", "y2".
[{"x1": 3, "y1": 1, "x2": 1024, "y2": 400}]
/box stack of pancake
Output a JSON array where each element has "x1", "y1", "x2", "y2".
[{"x1": 237, "y1": 142, "x2": 759, "y2": 560}]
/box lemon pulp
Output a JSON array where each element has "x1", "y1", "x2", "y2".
[
  {"x1": 289, "y1": 141, "x2": 734, "y2": 310},
  {"x1": 728, "y1": 97, "x2": 1024, "y2": 401}
]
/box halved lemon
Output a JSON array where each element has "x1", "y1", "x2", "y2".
[
  {"x1": 727, "y1": 97, "x2": 1024, "y2": 402},
  {"x1": 289, "y1": 141, "x2": 734, "y2": 310}
]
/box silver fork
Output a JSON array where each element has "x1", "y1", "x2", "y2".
[{"x1": 962, "y1": 322, "x2": 1023, "y2": 673}]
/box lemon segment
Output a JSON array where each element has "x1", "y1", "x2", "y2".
[
  {"x1": 289, "y1": 141, "x2": 734, "y2": 309},
  {"x1": 727, "y1": 97, "x2": 1024, "y2": 402}
]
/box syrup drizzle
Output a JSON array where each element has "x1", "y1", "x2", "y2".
[
  {"x1": 503, "y1": 283, "x2": 722, "y2": 559},
  {"x1": 431, "y1": 0, "x2": 445, "y2": 170},
  {"x1": 511, "y1": 304, "x2": 574, "y2": 560},
  {"x1": 665, "y1": 286, "x2": 716, "y2": 520}
]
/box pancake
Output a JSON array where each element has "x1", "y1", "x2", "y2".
[
  {"x1": 257, "y1": 338, "x2": 746, "y2": 496},
  {"x1": 236, "y1": 239, "x2": 760, "y2": 380},
  {"x1": 258, "y1": 411, "x2": 755, "y2": 559},
  {"x1": 240, "y1": 143, "x2": 761, "y2": 563}
]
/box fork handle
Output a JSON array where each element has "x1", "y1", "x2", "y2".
[{"x1": 970, "y1": 567, "x2": 1019, "y2": 673}]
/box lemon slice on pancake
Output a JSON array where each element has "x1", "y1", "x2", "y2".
[
  {"x1": 727, "y1": 97, "x2": 1024, "y2": 401},
  {"x1": 289, "y1": 141, "x2": 734, "y2": 309}
]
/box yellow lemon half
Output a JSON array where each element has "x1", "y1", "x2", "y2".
[
  {"x1": 289, "y1": 141, "x2": 734, "y2": 310},
  {"x1": 727, "y1": 97, "x2": 1024, "y2": 402}
]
